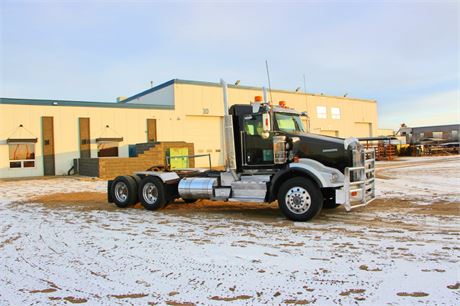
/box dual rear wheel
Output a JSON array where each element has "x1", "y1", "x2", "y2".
[
  {"x1": 138, "y1": 176, "x2": 168, "y2": 210},
  {"x1": 110, "y1": 175, "x2": 138, "y2": 208},
  {"x1": 110, "y1": 175, "x2": 184, "y2": 210}
]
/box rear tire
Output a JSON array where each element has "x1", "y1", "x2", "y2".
[
  {"x1": 130, "y1": 175, "x2": 142, "y2": 204},
  {"x1": 110, "y1": 176, "x2": 138, "y2": 208},
  {"x1": 278, "y1": 177, "x2": 323, "y2": 221},
  {"x1": 138, "y1": 176, "x2": 168, "y2": 210},
  {"x1": 131, "y1": 174, "x2": 142, "y2": 186}
]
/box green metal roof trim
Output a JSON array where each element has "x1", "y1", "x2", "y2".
[
  {"x1": 121, "y1": 79, "x2": 175, "y2": 103},
  {"x1": 122, "y1": 78, "x2": 376, "y2": 103},
  {"x1": 0, "y1": 98, "x2": 174, "y2": 109}
]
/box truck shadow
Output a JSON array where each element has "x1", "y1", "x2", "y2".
[
  {"x1": 162, "y1": 200, "x2": 283, "y2": 220},
  {"x1": 23, "y1": 192, "x2": 398, "y2": 223}
]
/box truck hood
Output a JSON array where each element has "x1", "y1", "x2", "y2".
[
  {"x1": 285, "y1": 132, "x2": 351, "y2": 173},
  {"x1": 289, "y1": 131, "x2": 345, "y2": 145}
]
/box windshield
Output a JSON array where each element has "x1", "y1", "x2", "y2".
[{"x1": 275, "y1": 113, "x2": 305, "y2": 133}]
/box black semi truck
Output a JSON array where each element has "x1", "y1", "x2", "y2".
[{"x1": 108, "y1": 80, "x2": 375, "y2": 221}]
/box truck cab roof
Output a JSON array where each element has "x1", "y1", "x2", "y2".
[{"x1": 229, "y1": 104, "x2": 301, "y2": 116}]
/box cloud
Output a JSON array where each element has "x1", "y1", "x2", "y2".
[
  {"x1": 0, "y1": 0, "x2": 458, "y2": 124},
  {"x1": 379, "y1": 88, "x2": 460, "y2": 128}
]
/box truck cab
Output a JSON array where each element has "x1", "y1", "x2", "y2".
[
  {"x1": 230, "y1": 104, "x2": 350, "y2": 173},
  {"x1": 108, "y1": 81, "x2": 376, "y2": 221}
]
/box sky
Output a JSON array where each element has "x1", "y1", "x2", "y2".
[{"x1": 0, "y1": 0, "x2": 458, "y2": 129}]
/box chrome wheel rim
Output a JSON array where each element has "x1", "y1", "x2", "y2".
[
  {"x1": 143, "y1": 182, "x2": 158, "y2": 205},
  {"x1": 285, "y1": 186, "x2": 311, "y2": 214},
  {"x1": 114, "y1": 182, "x2": 128, "y2": 202}
]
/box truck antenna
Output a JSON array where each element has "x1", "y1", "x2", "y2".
[
  {"x1": 265, "y1": 60, "x2": 273, "y2": 104},
  {"x1": 303, "y1": 73, "x2": 311, "y2": 132}
]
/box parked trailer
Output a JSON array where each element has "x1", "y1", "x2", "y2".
[{"x1": 108, "y1": 80, "x2": 376, "y2": 221}]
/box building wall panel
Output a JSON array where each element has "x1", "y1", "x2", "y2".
[
  {"x1": 0, "y1": 104, "x2": 176, "y2": 178},
  {"x1": 174, "y1": 83, "x2": 379, "y2": 137},
  {"x1": 182, "y1": 116, "x2": 223, "y2": 167}
]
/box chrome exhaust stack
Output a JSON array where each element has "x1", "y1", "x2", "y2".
[{"x1": 220, "y1": 79, "x2": 238, "y2": 180}]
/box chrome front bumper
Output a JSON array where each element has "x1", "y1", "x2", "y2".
[{"x1": 336, "y1": 149, "x2": 376, "y2": 211}]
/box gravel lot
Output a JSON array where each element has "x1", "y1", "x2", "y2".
[{"x1": 0, "y1": 156, "x2": 459, "y2": 305}]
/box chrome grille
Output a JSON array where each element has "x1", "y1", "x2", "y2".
[{"x1": 342, "y1": 148, "x2": 376, "y2": 211}]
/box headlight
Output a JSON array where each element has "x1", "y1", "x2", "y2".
[{"x1": 331, "y1": 173, "x2": 339, "y2": 183}]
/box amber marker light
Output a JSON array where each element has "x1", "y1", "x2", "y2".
[{"x1": 279, "y1": 101, "x2": 287, "y2": 108}]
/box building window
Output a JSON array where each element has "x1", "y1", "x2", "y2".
[
  {"x1": 9, "y1": 143, "x2": 35, "y2": 168},
  {"x1": 316, "y1": 106, "x2": 327, "y2": 119},
  {"x1": 331, "y1": 107, "x2": 341, "y2": 119},
  {"x1": 97, "y1": 142, "x2": 119, "y2": 157}
]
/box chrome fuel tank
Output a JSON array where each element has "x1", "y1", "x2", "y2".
[{"x1": 178, "y1": 177, "x2": 217, "y2": 199}]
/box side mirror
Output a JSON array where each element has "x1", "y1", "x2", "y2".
[
  {"x1": 262, "y1": 112, "x2": 271, "y2": 132},
  {"x1": 261, "y1": 112, "x2": 271, "y2": 139}
]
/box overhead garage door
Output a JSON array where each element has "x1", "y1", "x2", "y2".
[
  {"x1": 185, "y1": 116, "x2": 223, "y2": 168},
  {"x1": 355, "y1": 122, "x2": 373, "y2": 137}
]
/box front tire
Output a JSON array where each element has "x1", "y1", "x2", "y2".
[
  {"x1": 278, "y1": 177, "x2": 323, "y2": 221},
  {"x1": 110, "y1": 176, "x2": 138, "y2": 208},
  {"x1": 138, "y1": 176, "x2": 168, "y2": 210}
]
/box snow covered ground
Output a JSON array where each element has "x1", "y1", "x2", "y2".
[
  {"x1": 0, "y1": 157, "x2": 459, "y2": 305},
  {"x1": 376, "y1": 156, "x2": 460, "y2": 203}
]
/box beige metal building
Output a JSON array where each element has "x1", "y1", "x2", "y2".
[{"x1": 0, "y1": 79, "x2": 391, "y2": 178}]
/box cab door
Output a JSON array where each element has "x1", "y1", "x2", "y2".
[{"x1": 242, "y1": 114, "x2": 274, "y2": 167}]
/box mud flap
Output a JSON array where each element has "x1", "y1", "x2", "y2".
[{"x1": 107, "y1": 180, "x2": 114, "y2": 203}]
